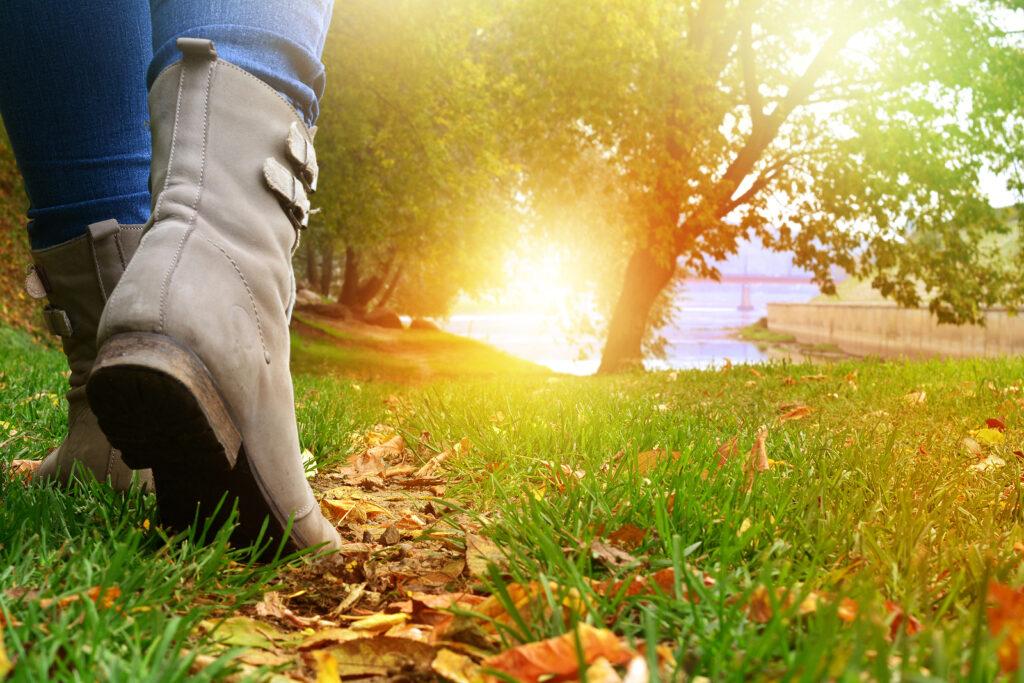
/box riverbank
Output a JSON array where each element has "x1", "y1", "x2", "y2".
[{"x1": 767, "y1": 301, "x2": 1024, "y2": 360}]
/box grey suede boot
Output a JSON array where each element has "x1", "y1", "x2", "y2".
[
  {"x1": 27, "y1": 220, "x2": 152, "y2": 491},
  {"x1": 87, "y1": 39, "x2": 340, "y2": 553}
]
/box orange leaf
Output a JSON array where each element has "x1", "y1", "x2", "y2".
[
  {"x1": 482, "y1": 623, "x2": 635, "y2": 683},
  {"x1": 634, "y1": 450, "x2": 681, "y2": 476},
  {"x1": 779, "y1": 405, "x2": 813, "y2": 422},
  {"x1": 715, "y1": 437, "x2": 739, "y2": 469},
  {"x1": 838, "y1": 597, "x2": 858, "y2": 623},
  {"x1": 606, "y1": 524, "x2": 648, "y2": 550},
  {"x1": 884, "y1": 601, "x2": 922, "y2": 641},
  {"x1": 988, "y1": 582, "x2": 1024, "y2": 673},
  {"x1": 743, "y1": 429, "x2": 769, "y2": 491}
]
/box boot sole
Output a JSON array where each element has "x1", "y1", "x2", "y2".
[{"x1": 87, "y1": 333, "x2": 285, "y2": 550}]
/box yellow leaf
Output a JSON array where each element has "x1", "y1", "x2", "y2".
[
  {"x1": 737, "y1": 518, "x2": 752, "y2": 537},
  {"x1": 350, "y1": 612, "x2": 409, "y2": 632},
  {"x1": 0, "y1": 628, "x2": 12, "y2": 680},
  {"x1": 312, "y1": 651, "x2": 343, "y2": 683},
  {"x1": 431, "y1": 649, "x2": 484, "y2": 683},
  {"x1": 973, "y1": 428, "x2": 1005, "y2": 446}
]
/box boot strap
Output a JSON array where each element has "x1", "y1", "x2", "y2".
[
  {"x1": 42, "y1": 307, "x2": 74, "y2": 337},
  {"x1": 264, "y1": 158, "x2": 311, "y2": 230},
  {"x1": 286, "y1": 123, "x2": 318, "y2": 193}
]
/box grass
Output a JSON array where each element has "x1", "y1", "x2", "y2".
[
  {"x1": 735, "y1": 317, "x2": 796, "y2": 346},
  {"x1": 291, "y1": 311, "x2": 550, "y2": 381},
  {"x1": 3, "y1": 319, "x2": 1024, "y2": 680}
]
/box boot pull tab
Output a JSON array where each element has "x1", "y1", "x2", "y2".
[{"x1": 177, "y1": 38, "x2": 218, "y2": 62}]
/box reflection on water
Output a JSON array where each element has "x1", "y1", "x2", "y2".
[{"x1": 443, "y1": 281, "x2": 820, "y2": 375}]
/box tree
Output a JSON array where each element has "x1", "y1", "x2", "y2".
[
  {"x1": 312, "y1": 0, "x2": 514, "y2": 316},
  {"x1": 485, "y1": 0, "x2": 1024, "y2": 372}
]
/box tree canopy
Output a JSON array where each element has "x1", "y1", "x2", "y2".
[
  {"x1": 313, "y1": 0, "x2": 515, "y2": 316},
  {"x1": 480, "y1": 0, "x2": 1024, "y2": 371},
  {"x1": 308, "y1": 0, "x2": 1023, "y2": 372}
]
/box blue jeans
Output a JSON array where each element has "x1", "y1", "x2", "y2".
[{"x1": 0, "y1": 0, "x2": 333, "y2": 250}]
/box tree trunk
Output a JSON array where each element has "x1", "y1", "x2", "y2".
[
  {"x1": 340, "y1": 246, "x2": 361, "y2": 308},
  {"x1": 304, "y1": 239, "x2": 318, "y2": 290},
  {"x1": 373, "y1": 264, "x2": 404, "y2": 311},
  {"x1": 318, "y1": 242, "x2": 334, "y2": 296},
  {"x1": 596, "y1": 246, "x2": 676, "y2": 375}
]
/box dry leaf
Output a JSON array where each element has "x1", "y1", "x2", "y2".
[
  {"x1": 779, "y1": 405, "x2": 814, "y2": 422},
  {"x1": 987, "y1": 418, "x2": 1008, "y2": 432},
  {"x1": 715, "y1": 437, "x2": 739, "y2": 468},
  {"x1": 584, "y1": 657, "x2": 624, "y2": 683},
  {"x1": 466, "y1": 533, "x2": 505, "y2": 577},
  {"x1": 884, "y1": 601, "x2": 922, "y2": 640},
  {"x1": 838, "y1": 597, "x2": 858, "y2": 623},
  {"x1": 988, "y1": 582, "x2": 1024, "y2": 673},
  {"x1": 307, "y1": 636, "x2": 436, "y2": 678},
  {"x1": 633, "y1": 449, "x2": 681, "y2": 476},
  {"x1": 743, "y1": 429, "x2": 770, "y2": 491},
  {"x1": 606, "y1": 524, "x2": 647, "y2": 550},
  {"x1": 432, "y1": 648, "x2": 484, "y2": 683},
  {"x1": 482, "y1": 623, "x2": 635, "y2": 683},
  {"x1": 589, "y1": 540, "x2": 638, "y2": 569},
  {"x1": 0, "y1": 629, "x2": 12, "y2": 680},
  {"x1": 416, "y1": 449, "x2": 450, "y2": 477},
  {"x1": 351, "y1": 613, "x2": 410, "y2": 632},
  {"x1": 972, "y1": 454, "x2": 1007, "y2": 471}
]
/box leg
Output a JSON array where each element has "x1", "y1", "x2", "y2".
[
  {"x1": 149, "y1": 0, "x2": 333, "y2": 126},
  {"x1": 89, "y1": 2, "x2": 341, "y2": 552},
  {"x1": 0, "y1": 1, "x2": 154, "y2": 490}
]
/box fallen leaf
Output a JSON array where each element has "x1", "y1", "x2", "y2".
[
  {"x1": 737, "y1": 518, "x2": 752, "y2": 537},
  {"x1": 416, "y1": 449, "x2": 450, "y2": 477},
  {"x1": 351, "y1": 613, "x2": 409, "y2": 632},
  {"x1": 779, "y1": 405, "x2": 814, "y2": 422},
  {"x1": 312, "y1": 650, "x2": 343, "y2": 683},
  {"x1": 584, "y1": 657, "x2": 624, "y2": 683},
  {"x1": 0, "y1": 628, "x2": 11, "y2": 680},
  {"x1": 972, "y1": 455, "x2": 1007, "y2": 472},
  {"x1": 482, "y1": 623, "x2": 635, "y2": 683},
  {"x1": 606, "y1": 524, "x2": 647, "y2": 550},
  {"x1": 305, "y1": 636, "x2": 436, "y2": 679},
  {"x1": 838, "y1": 597, "x2": 858, "y2": 623},
  {"x1": 987, "y1": 417, "x2": 1008, "y2": 431},
  {"x1": 715, "y1": 437, "x2": 739, "y2": 468},
  {"x1": 884, "y1": 601, "x2": 922, "y2": 641},
  {"x1": 963, "y1": 437, "x2": 983, "y2": 456},
  {"x1": 973, "y1": 428, "x2": 1005, "y2": 446},
  {"x1": 320, "y1": 498, "x2": 390, "y2": 523},
  {"x1": 988, "y1": 582, "x2": 1024, "y2": 674},
  {"x1": 743, "y1": 429, "x2": 770, "y2": 491},
  {"x1": 198, "y1": 616, "x2": 296, "y2": 650},
  {"x1": 466, "y1": 533, "x2": 505, "y2": 578},
  {"x1": 431, "y1": 648, "x2": 484, "y2": 683},
  {"x1": 589, "y1": 540, "x2": 638, "y2": 569},
  {"x1": 633, "y1": 449, "x2": 681, "y2": 476}
]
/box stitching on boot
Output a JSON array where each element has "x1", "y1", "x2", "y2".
[
  {"x1": 90, "y1": 243, "x2": 108, "y2": 302},
  {"x1": 152, "y1": 66, "x2": 187, "y2": 225},
  {"x1": 203, "y1": 236, "x2": 270, "y2": 360},
  {"x1": 158, "y1": 59, "x2": 215, "y2": 333},
  {"x1": 293, "y1": 498, "x2": 315, "y2": 519}
]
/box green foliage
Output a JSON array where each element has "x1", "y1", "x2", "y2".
[
  {"x1": 313, "y1": 0, "x2": 516, "y2": 315},
  {"x1": 479, "y1": 0, "x2": 1024, "y2": 365}
]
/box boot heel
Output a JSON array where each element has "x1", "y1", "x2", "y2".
[{"x1": 87, "y1": 333, "x2": 242, "y2": 471}]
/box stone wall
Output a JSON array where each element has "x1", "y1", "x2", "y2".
[{"x1": 766, "y1": 302, "x2": 1024, "y2": 359}]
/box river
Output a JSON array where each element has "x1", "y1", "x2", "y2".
[{"x1": 442, "y1": 281, "x2": 820, "y2": 375}]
